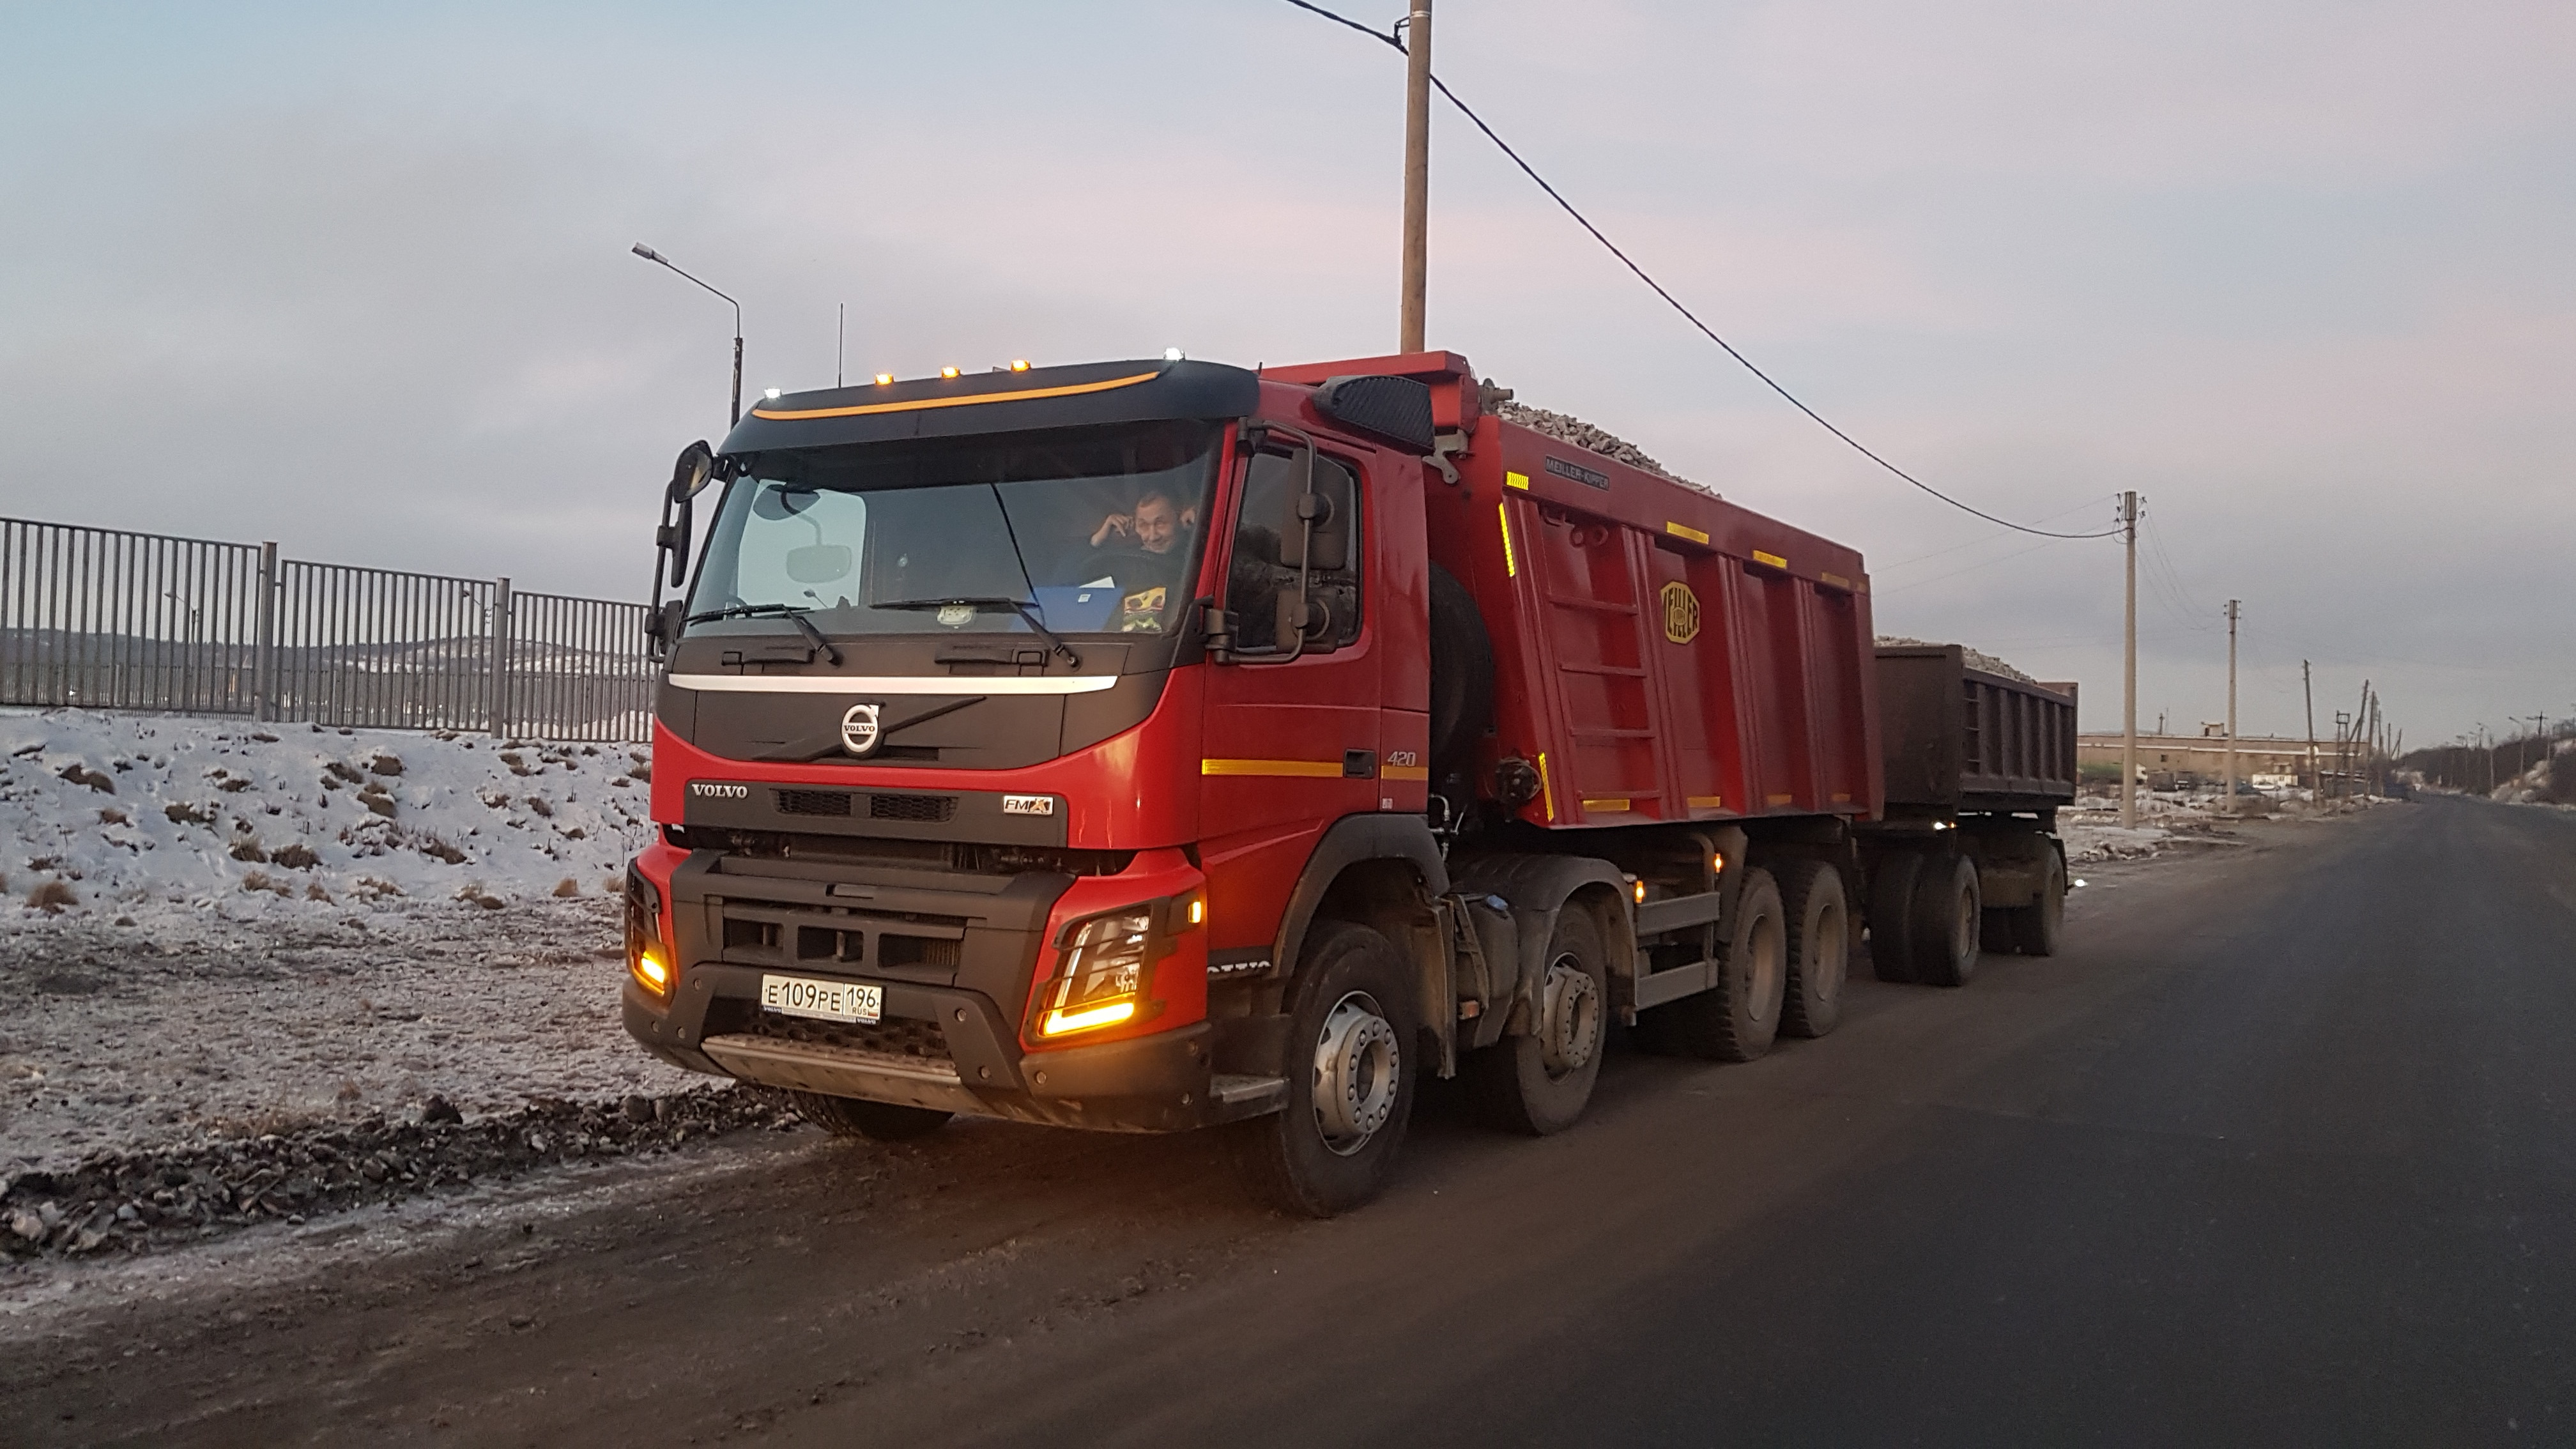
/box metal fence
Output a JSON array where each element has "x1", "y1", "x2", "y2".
[{"x1": 0, "y1": 516, "x2": 652, "y2": 742}]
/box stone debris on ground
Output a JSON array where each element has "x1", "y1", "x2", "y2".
[
  {"x1": 0, "y1": 707, "x2": 651, "y2": 928},
  {"x1": 1874, "y1": 636, "x2": 2038, "y2": 685},
  {"x1": 1491, "y1": 397, "x2": 1705, "y2": 491},
  {"x1": 0, "y1": 1085, "x2": 797, "y2": 1263}
]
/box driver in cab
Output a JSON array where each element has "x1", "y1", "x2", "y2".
[{"x1": 1082, "y1": 491, "x2": 1197, "y2": 631}]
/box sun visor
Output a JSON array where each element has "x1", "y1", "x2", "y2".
[{"x1": 717, "y1": 360, "x2": 1261, "y2": 457}]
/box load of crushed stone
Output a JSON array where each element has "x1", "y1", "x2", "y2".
[
  {"x1": 1875, "y1": 636, "x2": 2037, "y2": 685},
  {"x1": 1491, "y1": 395, "x2": 1705, "y2": 492}
]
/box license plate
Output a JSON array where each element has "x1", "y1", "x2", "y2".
[{"x1": 759, "y1": 974, "x2": 882, "y2": 1024}]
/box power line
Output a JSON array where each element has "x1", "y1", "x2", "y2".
[{"x1": 1277, "y1": 0, "x2": 2123, "y2": 542}]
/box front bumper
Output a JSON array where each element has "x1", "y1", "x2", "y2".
[{"x1": 623, "y1": 849, "x2": 1268, "y2": 1133}]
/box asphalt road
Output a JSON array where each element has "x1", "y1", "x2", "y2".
[{"x1": 10, "y1": 797, "x2": 2575, "y2": 1446}]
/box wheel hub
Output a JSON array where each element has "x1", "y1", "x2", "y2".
[
  {"x1": 1540, "y1": 955, "x2": 1600, "y2": 1074},
  {"x1": 1311, "y1": 991, "x2": 1399, "y2": 1156}
]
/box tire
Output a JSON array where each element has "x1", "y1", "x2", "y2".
[
  {"x1": 1427, "y1": 563, "x2": 1495, "y2": 780},
  {"x1": 1464, "y1": 905, "x2": 1609, "y2": 1135},
  {"x1": 1232, "y1": 921, "x2": 1420, "y2": 1218},
  {"x1": 1638, "y1": 867, "x2": 1786, "y2": 1062},
  {"x1": 787, "y1": 1091, "x2": 952, "y2": 1142},
  {"x1": 1867, "y1": 852, "x2": 1923, "y2": 984},
  {"x1": 1779, "y1": 859, "x2": 1850, "y2": 1039},
  {"x1": 2009, "y1": 845, "x2": 2067, "y2": 956},
  {"x1": 1910, "y1": 852, "x2": 1982, "y2": 988}
]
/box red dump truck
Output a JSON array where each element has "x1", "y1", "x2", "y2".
[{"x1": 621, "y1": 350, "x2": 2075, "y2": 1215}]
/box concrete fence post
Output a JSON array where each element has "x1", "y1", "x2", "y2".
[
  {"x1": 489, "y1": 576, "x2": 513, "y2": 737},
  {"x1": 253, "y1": 541, "x2": 279, "y2": 722}
]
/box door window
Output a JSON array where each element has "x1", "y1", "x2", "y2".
[{"x1": 1226, "y1": 446, "x2": 1364, "y2": 653}]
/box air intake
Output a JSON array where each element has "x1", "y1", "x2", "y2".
[
  {"x1": 1312, "y1": 374, "x2": 1436, "y2": 454},
  {"x1": 775, "y1": 789, "x2": 854, "y2": 817},
  {"x1": 869, "y1": 793, "x2": 956, "y2": 823}
]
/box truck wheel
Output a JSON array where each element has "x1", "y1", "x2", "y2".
[
  {"x1": 1779, "y1": 859, "x2": 1850, "y2": 1039},
  {"x1": 2009, "y1": 846, "x2": 2067, "y2": 956},
  {"x1": 1639, "y1": 867, "x2": 1786, "y2": 1062},
  {"x1": 1910, "y1": 852, "x2": 1982, "y2": 988},
  {"x1": 1464, "y1": 905, "x2": 1608, "y2": 1135},
  {"x1": 1427, "y1": 563, "x2": 1495, "y2": 779},
  {"x1": 1232, "y1": 920, "x2": 1419, "y2": 1218},
  {"x1": 787, "y1": 1091, "x2": 952, "y2": 1142},
  {"x1": 1867, "y1": 852, "x2": 1922, "y2": 983}
]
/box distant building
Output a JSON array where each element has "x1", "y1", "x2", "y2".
[{"x1": 2076, "y1": 732, "x2": 2320, "y2": 781}]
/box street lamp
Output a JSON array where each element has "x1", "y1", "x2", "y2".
[{"x1": 631, "y1": 243, "x2": 745, "y2": 427}]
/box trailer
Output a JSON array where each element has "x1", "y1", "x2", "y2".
[
  {"x1": 1859, "y1": 644, "x2": 2077, "y2": 985},
  {"x1": 618, "y1": 349, "x2": 2073, "y2": 1215}
]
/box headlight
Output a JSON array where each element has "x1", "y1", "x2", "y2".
[
  {"x1": 625, "y1": 870, "x2": 671, "y2": 999},
  {"x1": 1029, "y1": 893, "x2": 1201, "y2": 1041},
  {"x1": 1034, "y1": 908, "x2": 1153, "y2": 1038}
]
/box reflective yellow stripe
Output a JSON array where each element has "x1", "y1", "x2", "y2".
[
  {"x1": 1752, "y1": 549, "x2": 1788, "y2": 570},
  {"x1": 1581, "y1": 797, "x2": 1632, "y2": 813},
  {"x1": 1383, "y1": 765, "x2": 1430, "y2": 781},
  {"x1": 1664, "y1": 521, "x2": 1709, "y2": 545},
  {"x1": 1687, "y1": 794, "x2": 1725, "y2": 808},
  {"x1": 1200, "y1": 758, "x2": 1345, "y2": 778},
  {"x1": 751, "y1": 370, "x2": 1160, "y2": 421},
  {"x1": 1766, "y1": 792, "x2": 1795, "y2": 806},
  {"x1": 1499, "y1": 502, "x2": 1518, "y2": 577},
  {"x1": 1537, "y1": 751, "x2": 1555, "y2": 821},
  {"x1": 1505, "y1": 471, "x2": 1530, "y2": 490}
]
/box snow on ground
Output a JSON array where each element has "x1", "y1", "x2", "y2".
[
  {"x1": 0, "y1": 898, "x2": 705, "y2": 1173},
  {"x1": 1, "y1": 707, "x2": 652, "y2": 923},
  {"x1": 2491, "y1": 739, "x2": 2575, "y2": 808},
  {"x1": 0, "y1": 709, "x2": 693, "y2": 1174}
]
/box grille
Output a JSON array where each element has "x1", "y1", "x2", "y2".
[
  {"x1": 870, "y1": 793, "x2": 956, "y2": 823},
  {"x1": 878, "y1": 933, "x2": 962, "y2": 970},
  {"x1": 748, "y1": 1009, "x2": 950, "y2": 1063},
  {"x1": 776, "y1": 789, "x2": 854, "y2": 818}
]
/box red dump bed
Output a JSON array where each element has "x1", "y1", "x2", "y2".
[{"x1": 1268, "y1": 353, "x2": 1883, "y2": 831}]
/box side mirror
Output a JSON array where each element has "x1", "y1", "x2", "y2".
[
  {"x1": 668, "y1": 441, "x2": 717, "y2": 503},
  {"x1": 1276, "y1": 456, "x2": 1349, "y2": 572}
]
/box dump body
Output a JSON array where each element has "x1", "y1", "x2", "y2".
[{"x1": 1874, "y1": 645, "x2": 2078, "y2": 814}]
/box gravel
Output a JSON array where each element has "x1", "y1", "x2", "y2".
[
  {"x1": 1491, "y1": 398, "x2": 1705, "y2": 491},
  {"x1": 0, "y1": 1085, "x2": 796, "y2": 1263},
  {"x1": 1874, "y1": 636, "x2": 2039, "y2": 684}
]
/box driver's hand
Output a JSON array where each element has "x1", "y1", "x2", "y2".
[{"x1": 1091, "y1": 513, "x2": 1134, "y2": 548}]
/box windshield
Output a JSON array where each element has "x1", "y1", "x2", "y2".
[{"x1": 686, "y1": 421, "x2": 1219, "y2": 640}]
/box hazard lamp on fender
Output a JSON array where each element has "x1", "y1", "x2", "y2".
[
  {"x1": 1027, "y1": 891, "x2": 1204, "y2": 1041},
  {"x1": 624, "y1": 867, "x2": 671, "y2": 998}
]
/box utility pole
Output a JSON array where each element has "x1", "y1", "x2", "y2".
[
  {"x1": 2302, "y1": 659, "x2": 2317, "y2": 798},
  {"x1": 2224, "y1": 599, "x2": 2240, "y2": 812},
  {"x1": 1397, "y1": 0, "x2": 1434, "y2": 353},
  {"x1": 2120, "y1": 491, "x2": 2140, "y2": 829}
]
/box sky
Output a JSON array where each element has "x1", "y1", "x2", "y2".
[{"x1": 3, "y1": 1, "x2": 2570, "y2": 746}]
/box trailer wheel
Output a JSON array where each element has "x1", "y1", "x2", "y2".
[
  {"x1": 1464, "y1": 905, "x2": 1608, "y2": 1135},
  {"x1": 786, "y1": 1092, "x2": 952, "y2": 1142},
  {"x1": 1639, "y1": 867, "x2": 1786, "y2": 1062},
  {"x1": 1910, "y1": 852, "x2": 1982, "y2": 988},
  {"x1": 2008, "y1": 846, "x2": 2067, "y2": 957},
  {"x1": 1232, "y1": 920, "x2": 1419, "y2": 1218},
  {"x1": 1779, "y1": 859, "x2": 1850, "y2": 1039},
  {"x1": 1867, "y1": 852, "x2": 1922, "y2": 983}
]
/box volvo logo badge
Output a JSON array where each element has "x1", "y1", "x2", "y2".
[{"x1": 839, "y1": 703, "x2": 883, "y2": 756}]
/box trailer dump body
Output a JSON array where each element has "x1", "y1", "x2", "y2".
[
  {"x1": 620, "y1": 348, "x2": 2067, "y2": 1215},
  {"x1": 1874, "y1": 644, "x2": 2078, "y2": 812}
]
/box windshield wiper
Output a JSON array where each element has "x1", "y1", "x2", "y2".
[
  {"x1": 683, "y1": 602, "x2": 844, "y2": 666},
  {"x1": 873, "y1": 597, "x2": 1080, "y2": 668}
]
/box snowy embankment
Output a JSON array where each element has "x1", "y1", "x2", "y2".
[
  {"x1": 0, "y1": 710, "x2": 724, "y2": 1209},
  {"x1": 1, "y1": 708, "x2": 652, "y2": 917},
  {"x1": 2492, "y1": 739, "x2": 2575, "y2": 808}
]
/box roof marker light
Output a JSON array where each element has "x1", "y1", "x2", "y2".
[
  {"x1": 940, "y1": 365, "x2": 961, "y2": 379},
  {"x1": 763, "y1": 388, "x2": 781, "y2": 400},
  {"x1": 1010, "y1": 359, "x2": 1031, "y2": 372},
  {"x1": 1163, "y1": 347, "x2": 1184, "y2": 362},
  {"x1": 874, "y1": 372, "x2": 893, "y2": 385}
]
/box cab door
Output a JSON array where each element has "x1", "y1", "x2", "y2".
[{"x1": 1197, "y1": 434, "x2": 1383, "y2": 965}]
